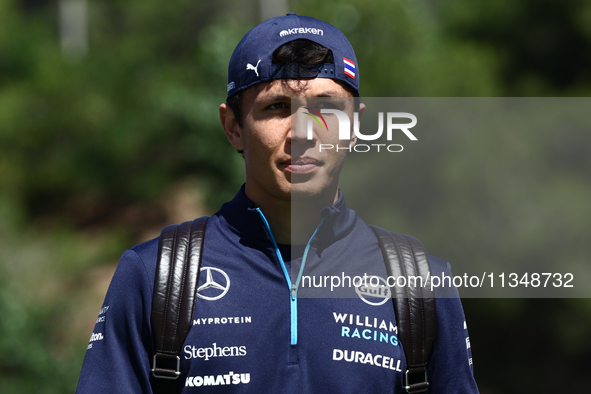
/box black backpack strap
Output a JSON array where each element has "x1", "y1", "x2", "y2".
[
  {"x1": 150, "y1": 216, "x2": 209, "y2": 393},
  {"x1": 370, "y1": 225, "x2": 438, "y2": 394}
]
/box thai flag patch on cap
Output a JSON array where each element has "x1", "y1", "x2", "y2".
[{"x1": 343, "y1": 57, "x2": 356, "y2": 79}]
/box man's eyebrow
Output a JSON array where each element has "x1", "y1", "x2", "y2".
[
  {"x1": 256, "y1": 91, "x2": 349, "y2": 103},
  {"x1": 259, "y1": 94, "x2": 291, "y2": 102},
  {"x1": 314, "y1": 91, "x2": 346, "y2": 97}
]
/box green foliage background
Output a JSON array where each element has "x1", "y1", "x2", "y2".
[{"x1": 1, "y1": 0, "x2": 590, "y2": 392}]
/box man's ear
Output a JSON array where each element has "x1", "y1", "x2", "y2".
[
  {"x1": 219, "y1": 103, "x2": 244, "y2": 151},
  {"x1": 349, "y1": 102, "x2": 366, "y2": 147}
]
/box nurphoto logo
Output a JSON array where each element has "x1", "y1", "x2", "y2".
[
  {"x1": 295, "y1": 98, "x2": 418, "y2": 153},
  {"x1": 316, "y1": 109, "x2": 417, "y2": 142}
]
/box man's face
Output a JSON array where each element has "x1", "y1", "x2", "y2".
[{"x1": 221, "y1": 78, "x2": 358, "y2": 206}]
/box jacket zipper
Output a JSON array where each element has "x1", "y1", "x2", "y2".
[{"x1": 256, "y1": 208, "x2": 325, "y2": 346}]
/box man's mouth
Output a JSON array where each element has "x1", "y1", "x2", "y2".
[{"x1": 282, "y1": 157, "x2": 320, "y2": 174}]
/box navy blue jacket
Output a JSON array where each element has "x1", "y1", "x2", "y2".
[{"x1": 77, "y1": 187, "x2": 478, "y2": 393}]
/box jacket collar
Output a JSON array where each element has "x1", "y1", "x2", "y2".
[{"x1": 217, "y1": 185, "x2": 357, "y2": 247}]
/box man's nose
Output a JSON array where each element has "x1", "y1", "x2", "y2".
[{"x1": 290, "y1": 108, "x2": 316, "y2": 142}]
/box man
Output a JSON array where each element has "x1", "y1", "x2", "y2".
[{"x1": 77, "y1": 13, "x2": 478, "y2": 393}]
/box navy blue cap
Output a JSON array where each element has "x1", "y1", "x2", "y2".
[{"x1": 227, "y1": 13, "x2": 359, "y2": 99}]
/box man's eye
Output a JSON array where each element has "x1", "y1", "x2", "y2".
[
  {"x1": 312, "y1": 101, "x2": 339, "y2": 111},
  {"x1": 268, "y1": 103, "x2": 288, "y2": 110}
]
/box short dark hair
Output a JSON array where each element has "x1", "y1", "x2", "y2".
[{"x1": 273, "y1": 38, "x2": 334, "y2": 65}]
